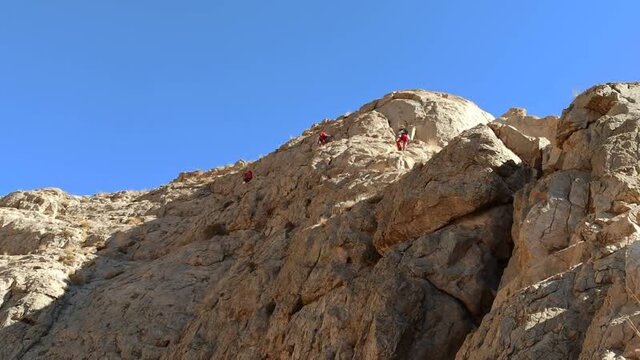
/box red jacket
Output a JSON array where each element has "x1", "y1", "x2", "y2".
[{"x1": 242, "y1": 170, "x2": 253, "y2": 182}]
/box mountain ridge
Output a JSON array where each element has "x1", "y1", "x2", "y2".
[{"x1": 1, "y1": 82, "x2": 640, "y2": 359}]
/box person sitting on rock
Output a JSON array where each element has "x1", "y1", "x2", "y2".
[
  {"x1": 242, "y1": 170, "x2": 253, "y2": 183},
  {"x1": 317, "y1": 130, "x2": 331, "y2": 146},
  {"x1": 396, "y1": 128, "x2": 410, "y2": 151}
]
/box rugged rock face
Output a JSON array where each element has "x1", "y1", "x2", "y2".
[
  {"x1": 1, "y1": 83, "x2": 639, "y2": 360},
  {"x1": 458, "y1": 82, "x2": 640, "y2": 359},
  {"x1": 490, "y1": 108, "x2": 558, "y2": 173},
  {"x1": 362, "y1": 90, "x2": 494, "y2": 151},
  {"x1": 373, "y1": 126, "x2": 527, "y2": 253}
]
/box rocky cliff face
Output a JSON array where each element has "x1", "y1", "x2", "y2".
[{"x1": 1, "y1": 83, "x2": 639, "y2": 360}]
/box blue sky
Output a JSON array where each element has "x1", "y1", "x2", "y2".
[{"x1": 1, "y1": 1, "x2": 638, "y2": 195}]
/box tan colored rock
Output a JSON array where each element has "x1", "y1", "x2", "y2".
[
  {"x1": 370, "y1": 90, "x2": 494, "y2": 149},
  {"x1": 0, "y1": 89, "x2": 503, "y2": 360},
  {"x1": 3, "y1": 83, "x2": 640, "y2": 360},
  {"x1": 373, "y1": 125, "x2": 527, "y2": 253},
  {"x1": 0, "y1": 188, "x2": 76, "y2": 217},
  {"x1": 489, "y1": 122, "x2": 549, "y2": 170},
  {"x1": 494, "y1": 107, "x2": 558, "y2": 144},
  {"x1": 496, "y1": 169, "x2": 591, "y2": 303},
  {"x1": 458, "y1": 82, "x2": 640, "y2": 359},
  {"x1": 397, "y1": 205, "x2": 514, "y2": 316},
  {"x1": 490, "y1": 108, "x2": 559, "y2": 176},
  {"x1": 557, "y1": 82, "x2": 640, "y2": 146}
]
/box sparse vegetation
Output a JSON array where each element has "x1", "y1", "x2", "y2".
[
  {"x1": 79, "y1": 219, "x2": 92, "y2": 230},
  {"x1": 59, "y1": 244, "x2": 80, "y2": 266},
  {"x1": 61, "y1": 228, "x2": 76, "y2": 240}
]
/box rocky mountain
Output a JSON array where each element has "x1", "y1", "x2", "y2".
[{"x1": 0, "y1": 83, "x2": 639, "y2": 359}]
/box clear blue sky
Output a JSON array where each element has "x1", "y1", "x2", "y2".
[{"x1": 1, "y1": 1, "x2": 638, "y2": 195}]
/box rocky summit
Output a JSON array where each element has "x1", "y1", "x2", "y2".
[{"x1": 1, "y1": 83, "x2": 640, "y2": 360}]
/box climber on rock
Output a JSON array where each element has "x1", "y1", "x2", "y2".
[
  {"x1": 242, "y1": 170, "x2": 253, "y2": 183},
  {"x1": 317, "y1": 130, "x2": 332, "y2": 146},
  {"x1": 396, "y1": 128, "x2": 410, "y2": 151}
]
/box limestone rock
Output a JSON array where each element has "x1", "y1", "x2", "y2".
[
  {"x1": 494, "y1": 107, "x2": 558, "y2": 145},
  {"x1": 490, "y1": 109, "x2": 558, "y2": 176},
  {"x1": 0, "y1": 188, "x2": 76, "y2": 217},
  {"x1": 0, "y1": 89, "x2": 500, "y2": 360},
  {"x1": 489, "y1": 122, "x2": 548, "y2": 170},
  {"x1": 373, "y1": 125, "x2": 527, "y2": 253},
  {"x1": 368, "y1": 90, "x2": 494, "y2": 150},
  {"x1": 458, "y1": 83, "x2": 640, "y2": 359},
  {"x1": 556, "y1": 82, "x2": 640, "y2": 146},
  {"x1": 3, "y1": 84, "x2": 640, "y2": 360}
]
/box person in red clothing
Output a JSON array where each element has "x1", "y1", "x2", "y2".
[
  {"x1": 317, "y1": 130, "x2": 331, "y2": 145},
  {"x1": 396, "y1": 128, "x2": 410, "y2": 151},
  {"x1": 242, "y1": 170, "x2": 253, "y2": 183}
]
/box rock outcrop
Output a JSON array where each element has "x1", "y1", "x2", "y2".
[
  {"x1": 490, "y1": 108, "x2": 558, "y2": 173},
  {"x1": 458, "y1": 82, "x2": 640, "y2": 359},
  {"x1": 1, "y1": 83, "x2": 640, "y2": 360},
  {"x1": 373, "y1": 126, "x2": 527, "y2": 253},
  {"x1": 361, "y1": 90, "x2": 494, "y2": 151}
]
